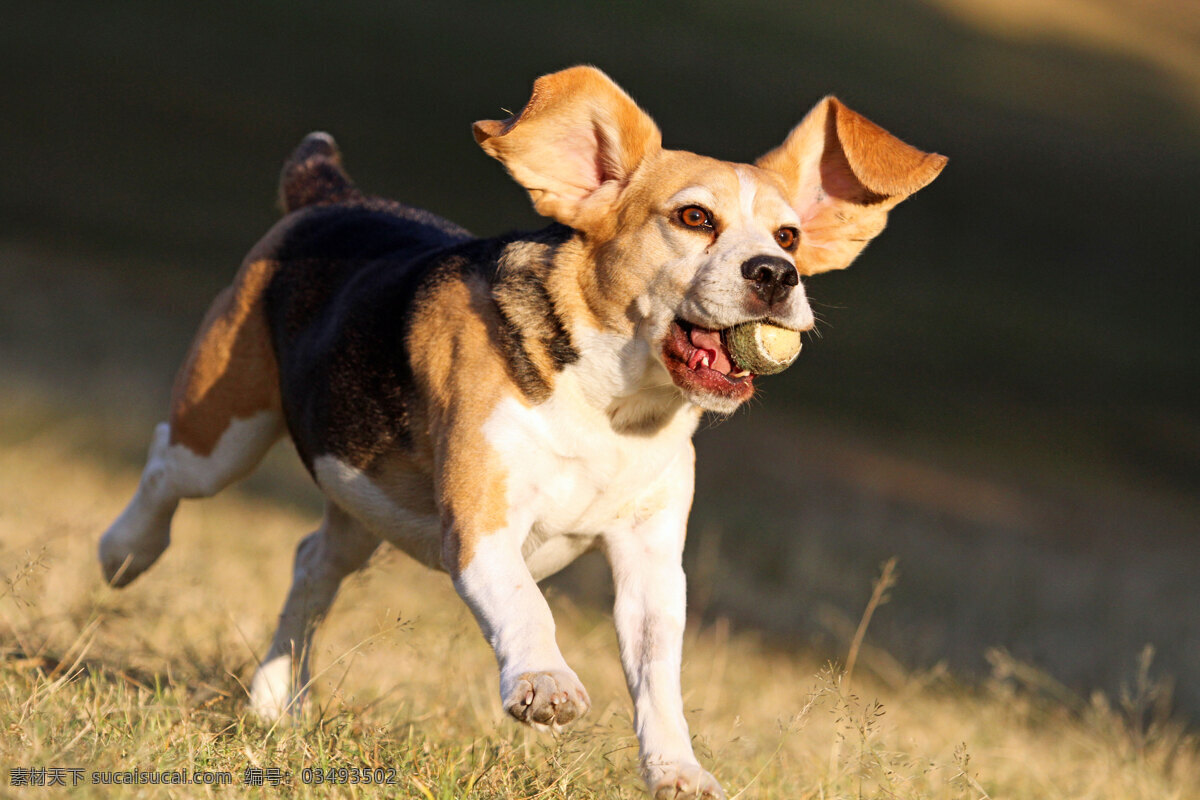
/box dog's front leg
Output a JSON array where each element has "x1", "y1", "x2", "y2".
[
  {"x1": 606, "y1": 456, "x2": 725, "y2": 800},
  {"x1": 450, "y1": 525, "x2": 591, "y2": 730}
]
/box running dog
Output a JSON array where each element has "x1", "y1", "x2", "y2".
[{"x1": 100, "y1": 66, "x2": 945, "y2": 798}]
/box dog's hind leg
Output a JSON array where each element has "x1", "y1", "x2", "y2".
[
  {"x1": 100, "y1": 259, "x2": 283, "y2": 586},
  {"x1": 249, "y1": 503, "x2": 379, "y2": 721}
]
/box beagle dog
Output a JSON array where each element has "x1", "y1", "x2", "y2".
[{"x1": 99, "y1": 66, "x2": 944, "y2": 798}]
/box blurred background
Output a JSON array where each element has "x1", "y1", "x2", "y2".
[{"x1": 2, "y1": 1, "x2": 1197, "y2": 716}]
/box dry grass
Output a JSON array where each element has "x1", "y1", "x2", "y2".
[{"x1": 2, "y1": 411, "x2": 1197, "y2": 799}]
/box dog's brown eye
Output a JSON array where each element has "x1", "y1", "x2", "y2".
[
  {"x1": 679, "y1": 206, "x2": 713, "y2": 229},
  {"x1": 775, "y1": 227, "x2": 798, "y2": 250}
]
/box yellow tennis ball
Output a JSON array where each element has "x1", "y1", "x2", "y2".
[{"x1": 725, "y1": 322, "x2": 802, "y2": 375}]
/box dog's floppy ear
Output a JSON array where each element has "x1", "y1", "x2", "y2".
[
  {"x1": 474, "y1": 66, "x2": 662, "y2": 232},
  {"x1": 757, "y1": 97, "x2": 946, "y2": 275}
]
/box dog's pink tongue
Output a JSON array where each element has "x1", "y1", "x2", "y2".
[{"x1": 688, "y1": 327, "x2": 733, "y2": 374}]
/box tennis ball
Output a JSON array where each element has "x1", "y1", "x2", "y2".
[{"x1": 725, "y1": 322, "x2": 802, "y2": 375}]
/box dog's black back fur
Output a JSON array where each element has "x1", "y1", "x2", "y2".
[{"x1": 258, "y1": 134, "x2": 577, "y2": 473}]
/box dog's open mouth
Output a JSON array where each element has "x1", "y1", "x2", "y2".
[{"x1": 661, "y1": 319, "x2": 755, "y2": 404}]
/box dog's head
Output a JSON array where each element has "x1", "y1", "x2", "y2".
[{"x1": 475, "y1": 66, "x2": 946, "y2": 415}]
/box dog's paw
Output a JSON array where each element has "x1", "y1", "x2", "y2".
[
  {"x1": 99, "y1": 424, "x2": 178, "y2": 587},
  {"x1": 248, "y1": 655, "x2": 304, "y2": 722},
  {"x1": 503, "y1": 670, "x2": 591, "y2": 730},
  {"x1": 99, "y1": 505, "x2": 172, "y2": 587},
  {"x1": 644, "y1": 761, "x2": 725, "y2": 800}
]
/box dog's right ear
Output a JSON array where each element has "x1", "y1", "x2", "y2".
[{"x1": 474, "y1": 66, "x2": 662, "y2": 233}]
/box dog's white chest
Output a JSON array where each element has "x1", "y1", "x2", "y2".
[{"x1": 483, "y1": 385, "x2": 694, "y2": 548}]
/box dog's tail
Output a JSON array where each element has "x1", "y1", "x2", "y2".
[{"x1": 278, "y1": 131, "x2": 360, "y2": 213}]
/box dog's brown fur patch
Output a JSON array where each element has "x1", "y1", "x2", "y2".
[
  {"x1": 409, "y1": 274, "x2": 514, "y2": 574},
  {"x1": 169, "y1": 258, "x2": 281, "y2": 455}
]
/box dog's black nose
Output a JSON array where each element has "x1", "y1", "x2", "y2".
[{"x1": 741, "y1": 255, "x2": 799, "y2": 306}]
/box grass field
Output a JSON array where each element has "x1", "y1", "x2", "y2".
[{"x1": 2, "y1": 396, "x2": 1197, "y2": 798}]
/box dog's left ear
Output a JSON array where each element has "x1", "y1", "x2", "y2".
[
  {"x1": 474, "y1": 66, "x2": 662, "y2": 233},
  {"x1": 757, "y1": 97, "x2": 947, "y2": 275}
]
